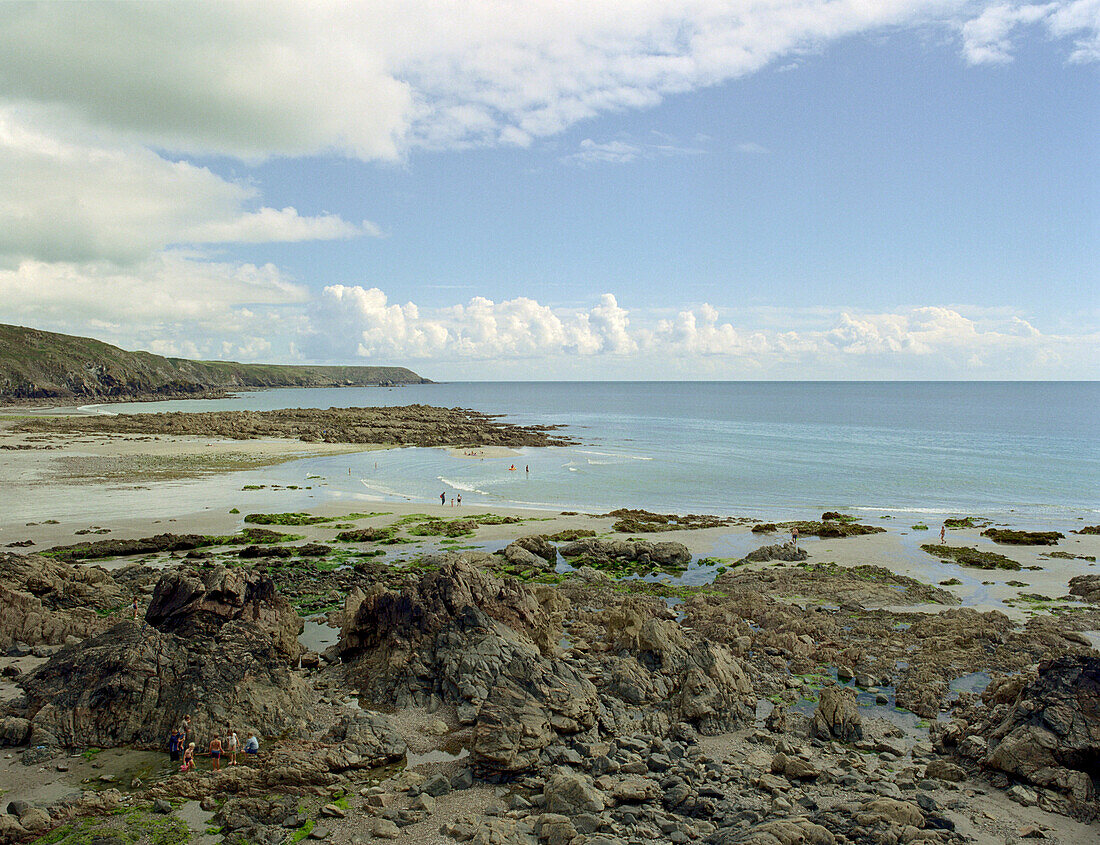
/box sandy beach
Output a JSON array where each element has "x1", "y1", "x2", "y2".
[{"x1": 1, "y1": 418, "x2": 1098, "y2": 845}]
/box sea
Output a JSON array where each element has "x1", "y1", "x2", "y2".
[{"x1": 88, "y1": 381, "x2": 1099, "y2": 531}]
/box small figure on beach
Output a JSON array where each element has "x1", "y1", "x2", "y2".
[
  {"x1": 244, "y1": 733, "x2": 259, "y2": 755},
  {"x1": 456, "y1": 493, "x2": 461, "y2": 506},
  {"x1": 940, "y1": 524, "x2": 946, "y2": 544},
  {"x1": 167, "y1": 728, "x2": 181, "y2": 762},
  {"x1": 440, "y1": 491, "x2": 446, "y2": 506},
  {"x1": 525, "y1": 465, "x2": 529, "y2": 474},
  {"x1": 209, "y1": 735, "x2": 223, "y2": 770},
  {"x1": 509, "y1": 464, "x2": 516, "y2": 471},
  {"x1": 181, "y1": 742, "x2": 195, "y2": 772},
  {"x1": 791, "y1": 526, "x2": 798, "y2": 548},
  {"x1": 226, "y1": 729, "x2": 238, "y2": 766},
  {"x1": 131, "y1": 596, "x2": 139, "y2": 620}
]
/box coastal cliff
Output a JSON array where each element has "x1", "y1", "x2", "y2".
[{"x1": 0, "y1": 324, "x2": 429, "y2": 402}]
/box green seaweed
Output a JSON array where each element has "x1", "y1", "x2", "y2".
[{"x1": 921, "y1": 543, "x2": 1020, "y2": 571}]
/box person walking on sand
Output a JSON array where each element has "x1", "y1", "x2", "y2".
[
  {"x1": 209, "y1": 735, "x2": 223, "y2": 771},
  {"x1": 525, "y1": 465, "x2": 529, "y2": 474},
  {"x1": 940, "y1": 524, "x2": 946, "y2": 544},
  {"x1": 791, "y1": 526, "x2": 798, "y2": 548},
  {"x1": 181, "y1": 742, "x2": 195, "y2": 772},
  {"x1": 440, "y1": 491, "x2": 446, "y2": 506},
  {"x1": 226, "y1": 729, "x2": 239, "y2": 766},
  {"x1": 456, "y1": 493, "x2": 461, "y2": 506}
]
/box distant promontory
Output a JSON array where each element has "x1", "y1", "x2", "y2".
[{"x1": 0, "y1": 324, "x2": 430, "y2": 402}]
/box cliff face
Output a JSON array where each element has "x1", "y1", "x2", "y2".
[{"x1": 0, "y1": 324, "x2": 429, "y2": 401}]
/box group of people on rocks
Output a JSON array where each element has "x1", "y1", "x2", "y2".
[{"x1": 167, "y1": 714, "x2": 259, "y2": 773}]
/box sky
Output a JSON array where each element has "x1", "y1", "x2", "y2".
[{"x1": 0, "y1": 1, "x2": 1097, "y2": 380}]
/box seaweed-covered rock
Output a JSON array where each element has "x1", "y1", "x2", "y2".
[
  {"x1": 738, "y1": 543, "x2": 807, "y2": 564},
  {"x1": 981, "y1": 528, "x2": 1063, "y2": 545},
  {"x1": 558, "y1": 538, "x2": 691, "y2": 574},
  {"x1": 1069, "y1": 575, "x2": 1100, "y2": 604}
]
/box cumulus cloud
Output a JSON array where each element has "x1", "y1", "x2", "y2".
[
  {"x1": 2, "y1": 2, "x2": 1094, "y2": 163},
  {"x1": 0, "y1": 109, "x2": 371, "y2": 264},
  {"x1": 312, "y1": 287, "x2": 637, "y2": 360}
]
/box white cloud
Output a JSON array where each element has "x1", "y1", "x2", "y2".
[
  {"x1": 2, "y1": 2, "x2": 1094, "y2": 163},
  {"x1": 961, "y1": 3, "x2": 1056, "y2": 64},
  {"x1": 313, "y1": 287, "x2": 637, "y2": 360},
  {"x1": 306, "y1": 289, "x2": 1097, "y2": 377},
  {"x1": 0, "y1": 109, "x2": 371, "y2": 264}
]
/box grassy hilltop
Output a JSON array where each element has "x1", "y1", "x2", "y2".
[{"x1": 0, "y1": 323, "x2": 429, "y2": 401}]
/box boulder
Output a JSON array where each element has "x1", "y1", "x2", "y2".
[
  {"x1": 18, "y1": 568, "x2": 313, "y2": 748},
  {"x1": 810, "y1": 686, "x2": 863, "y2": 742},
  {"x1": 739, "y1": 544, "x2": 808, "y2": 564},
  {"x1": 542, "y1": 771, "x2": 606, "y2": 815}
]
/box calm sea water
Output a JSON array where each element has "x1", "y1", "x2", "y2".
[{"x1": 93, "y1": 382, "x2": 1098, "y2": 527}]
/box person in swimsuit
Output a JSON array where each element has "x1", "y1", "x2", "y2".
[
  {"x1": 181, "y1": 742, "x2": 195, "y2": 772},
  {"x1": 791, "y1": 526, "x2": 798, "y2": 548},
  {"x1": 226, "y1": 730, "x2": 239, "y2": 766},
  {"x1": 440, "y1": 491, "x2": 446, "y2": 506},
  {"x1": 209, "y1": 736, "x2": 223, "y2": 770}
]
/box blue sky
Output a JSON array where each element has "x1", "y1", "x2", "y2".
[{"x1": 0, "y1": 2, "x2": 1097, "y2": 379}]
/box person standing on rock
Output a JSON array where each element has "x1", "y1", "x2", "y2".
[
  {"x1": 208, "y1": 735, "x2": 223, "y2": 771},
  {"x1": 181, "y1": 714, "x2": 192, "y2": 748},
  {"x1": 131, "y1": 596, "x2": 139, "y2": 620},
  {"x1": 226, "y1": 729, "x2": 238, "y2": 766}
]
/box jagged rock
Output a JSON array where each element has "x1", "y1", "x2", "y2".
[
  {"x1": 321, "y1": 711, "x2": 406, "y2": 768},
  {"x1": 924, "y1": 759, "x2": 966, "y2": 782},
  {"x1": 19, "y1": 568, "x2": 312, "y2": 748},
  {"x1": 512, "y1": 536, "x2": 556, "y2": 562},
  {"x1": 810, "y1": 686, "x2": 862, "y2": 742},
  {"x1": 602, "y1": 598, "x2": 754, "y2": 735},
  {"x1": 502, "y1": 542, "x2": 549, "y2": 570},
  {"x1": 146, "y1": 565, "x2": 301, "y2": 660},
  {"x1": 558, "y1": 538, "x2": 691, "y2": 570},
  {"x1": 0, "y1": 551, "x2": 129, "y2": 648}
]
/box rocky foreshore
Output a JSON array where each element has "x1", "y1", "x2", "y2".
[
  {"x1": 8, "y1": 404, "x2": 576, "y2": 448},
  {"x1": 0, "y1": 511, "x2": 1098, "y2": 845}
]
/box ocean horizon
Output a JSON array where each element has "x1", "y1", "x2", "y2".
[{"x1": 85, "y1": 380, "x2": 1098, "y2": 529}]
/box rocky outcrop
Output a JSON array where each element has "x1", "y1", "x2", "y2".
[
  {"x1": 937, "y1": 655, "x2": 1100, "y2": 818},
  {"x1": 15, "y1": 404, "x2": 574, "y2": 447},
  {"x1": 738, "y1": 543, "x2": 807, "y2": 564},
  {"x1": 18, "y1": 566, "x2": 311, "y2": 749},
  {"x1": 1069, "y1": 574, "x2": 1100, "y2": 603},
  {"x1": 146, "y1": 565, "x2": 301, "y2": 660},
  {"x1": 0, "y1": 551, "x2": 134, "y2": 648},
  {"x1": 558, "y1": 538, "x2": 691, "y2": 574},
  {"x1": 602, "y1": 599, "x2": 755, "y2": 736}
]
